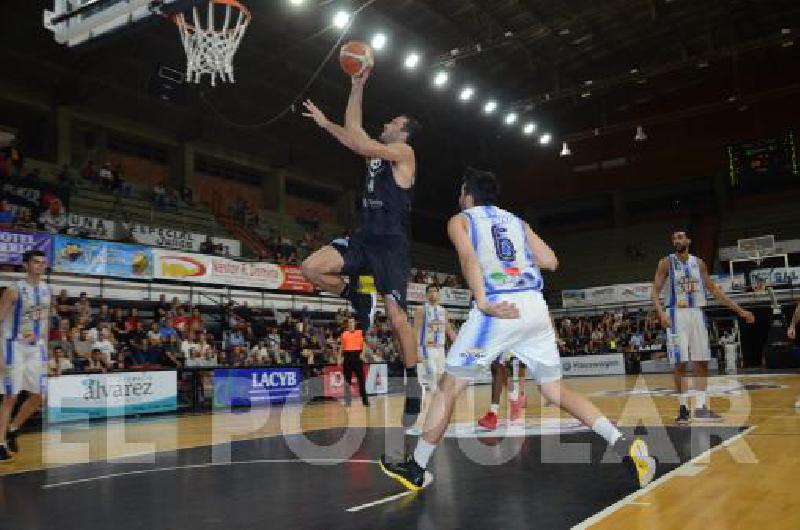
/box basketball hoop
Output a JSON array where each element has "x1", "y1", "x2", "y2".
[{"x1": 172, "y1": 0, "x2": 251, "y2": 86}]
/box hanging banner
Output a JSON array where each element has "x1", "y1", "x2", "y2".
[
  {"x1": 129, "y1": 223, "x2": 241, "y2": 257},
  {"x1": 279, "y1": 265, "x2": 315, "y2": 293},
  {"x1": 407, "y1": 283, "x2": 471, "y2": 307},
  {"x1": 210, "y1": 258, "x2": 284, "y2": 288},
  {"x1": 65, "y1": 214, "x2": 115, "y2": 240},
  {"x1": 1, "y1": 181, "x2": 69, "y2": 218},
  {"x1": 52, "y1": 235, "x2": 153, "y2": 279},
  {"x1": 749, "y1": 267, "x2": 800, "y2": 286},
  {"x1": 152, "y1": 249, "x2": 213, "y2": 283},
  {"x1": 0, "y1": 229, "x2": 52, "y2": 265}
]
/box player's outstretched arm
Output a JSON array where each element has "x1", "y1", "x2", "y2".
[
  {"x1": 699, "y1": 260, "x2": 755, "y2": 323},
  {"x1": 447, "y1": 215, "x2": 518, "y2": 319},
  {"x1": 302, "y1": 99, "x2": 412, "y2": 163},
  {"x1": 345, "y1": 71, "x2": 369, "y2": 133},
  {"x1": 651, "y1": 258, "x2": 670, "y2": 329},
  {"x1": 523, "y1": 223, "x2": 558, "y2": 271}
]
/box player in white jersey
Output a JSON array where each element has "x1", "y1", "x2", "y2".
[
  {"x1": 0, "y1": 250, "x2": 50, "y2": 461},
  {"x1": 652, "y1": 231, "x2": 755, "y2": 424},
  {"x1": 413, "y1": 284, "x2": 456, "y2": 390},
  {"x1": 380, "y1": 169, "x2": 656, "y2": 491}
]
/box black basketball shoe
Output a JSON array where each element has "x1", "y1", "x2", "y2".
[{"x1": 379, "y1": 454, "x2": 432, "y2": 492}]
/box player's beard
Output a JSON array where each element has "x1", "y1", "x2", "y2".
[{"x1": 673, "y1": 243, "x2": 688, "y2": 253}]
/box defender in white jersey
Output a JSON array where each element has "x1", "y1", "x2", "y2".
[
  {"x1": 652, "y1": 231, "x2": 755, "y2": 424},
  {"x1": 380, "y1": 169, "x2": 656, "y2": 492},
  {"x1": 413, "y1": 284, "x2": 456, "y2": 389},
  {"x1": 0, "y1": 250, "x2": 50, "y2": 461}
]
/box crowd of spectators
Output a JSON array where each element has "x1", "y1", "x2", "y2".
[
  {"x1": 554, "y1": 309, "x2": 666, "y2": 358},
  {"x1": 42, "y1": 290, "x2": 410, "y2": 377}
]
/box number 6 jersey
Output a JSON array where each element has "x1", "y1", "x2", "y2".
[{"x1": 461, "y1": 206, "x2": 543, "y2": 296}]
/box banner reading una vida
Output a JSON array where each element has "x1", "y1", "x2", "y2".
[
  {"x1": 52, "y1": 235, "x2": 153, "y2": 279},
  {"x1": 46, "y1": 371, "x2": 177, "y2": 424},
  {"x1": 152, "y1": 249, "x2": 315, "y2": 292},
  {"x1": 129, "y1": 223, "x2": 242, "y2": 257},
  {"x1": 213, "y1": 367, "x2": 302, "y2": 406},
  {"x1": 0, "y1": 229, "x2": 52, "y2": 265},
  {"x1": 562, "y1": 275, "x2": 746, "y2": 308}
]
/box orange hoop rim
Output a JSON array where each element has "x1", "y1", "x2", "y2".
[{"x1": 171, "y1": 0, "x2": 251, "y2": 32}]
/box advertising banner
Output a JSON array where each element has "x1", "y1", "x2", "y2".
[
  {"x1": 65, "y1": 214, "x2": 115, "y2": 240},
  {"x1": 323, "y1": 363, "x2": 389, "y2": 398},
  {"x1": 560, "y1": 354, "x2": 626, "y2": 377},
  {"x1": 279, "y1": 265, "x2": 315, "y2": 293},
  {"x1": 210, "y1": 258, "x2": 284, "y2": 289},
  {"x1": 52, "y1": 235, "x2": 153, "y2": 279},
  {"x1": 407, "y1": 283, "x2": 471, "y2": 307},
  {"x1": 129, "y1": 223, "x2": 241, "y2": 257},
  {"x1": 710, "y1": 273, "x2": 747, "y2": 292},
  {"x1": 152, "y1": 249, "x2": 213, "y2": 283},
  {"x1": 749, "y1": 267, "x2": 800, "y2": 286},
  {"x1": 0, "y1": 229, "x2": 51, "y2": 265},
  {"x1": 213, "y1": 367, "x2": 302, "y2": 406},
  {"x1": 46, "y1": 371, "x2": 177, "y2": 424}
]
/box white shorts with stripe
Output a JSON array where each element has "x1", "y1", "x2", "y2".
[
  {"x1": 666, "y1": 307, "x2": 711, "y2": 364},
  {"x1": 3, "y1": 339, "x2": 47, "y2": 395},
  {"x1": 445, "y1": 290, "x2": 562, "y2": 384},
  {"x1": 418, "y1": 347, "x2": 446, "y2": 384}
]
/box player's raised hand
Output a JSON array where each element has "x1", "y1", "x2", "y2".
[
  {"x1": 302, "y1": 100, "x2": 329, "y2": 128},
  {"x1": 739, "y1": 309, "x2": 756, "y2": 324},
  {"x1": 352, "y1": 68, "x2": 371, "y2": 87},
  {"x1": 477, "y1": 300, "x2": 520, "y2": 319}
]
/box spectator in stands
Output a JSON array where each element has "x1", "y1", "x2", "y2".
[
  {"x1": 15, "y1": 209, "x2": 38, "y2": 230},
  {"x1": 0, "y1": 199, "x2": 16, "y2": 227},
  {"x1": 181, "y1": 186, "x2": 194, "y2": 207},
  {"x1": 162, "y1": 335, "x2": 181, "y2": 367},
  {"x1": 225, "y1": 328, "x2": 246, "y2": 349},
  {"x1": 48, "y1": 346, "x2": 74, "y2": 376},
  {"x1": 2, "y1": 140, "x2": 24, "y2": 177},
  {"x1": 82, "y1": 160, "x2": 98, "y2": 184},
  {"x1": 38, "y1": 198, "x2": 68, "y2": 234},
  {"x1": 57, "y1": 164, "x2": 74, "y2": 189},
  {"x1": 181, "y1": 332, "x2": 201, "y2": 359},
  {"x1": 92, "y1": 303, "x2": 111, "y2": 329},
  {"x1": 200, "y1": 235, "x2": 214, "y2": 254},
  {"x1": 98, "y1": 163, "x2": 114, "y2": 191},
  {"x1": 172, "y1": 306, "x2": 191, "y2": 337},
  {"x1": 153, "y1": 180, "x2": 168, "y2": 207},
  {"x1": 185, "y1": 348, "x2": 207, "y2": 368},
  {"x1": 86, "y1": 348, "x2": 109, "y2": 373},
  {"x1": 159, "y1": 318, "x2": 179, "y2": 344},
  {"x1": 124, "y1": 307, "x2": 140, "y2": 332},
  {"x1": 92, "y1": 327, "x2": 116, "y2": 366},
  {"x1": 112, "y1": 164, "x2": 132, "y2": 196},
  {"x1": 49, "y1": 318, "x2": 70, "y2": 343}
]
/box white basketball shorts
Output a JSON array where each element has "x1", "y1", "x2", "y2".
[
  {"x1": 445, "y1": 290, "x2": 562, "y2": 384},
  {"x1": 418, "y1": 347, "x2": 446, "y2": 384},
  {"x1": 3, "y1": 339, "x2": 47, "y2": 395},
  {"x1": 666, "y1": 307, "x2": 711, "y2": 364}
]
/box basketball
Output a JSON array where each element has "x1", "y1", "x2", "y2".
[{"x1": 339, "y1": 40, "x2": 374, "y2": 77}]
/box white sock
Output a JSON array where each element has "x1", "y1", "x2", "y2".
[
  {"x1": 592, "y1": 417, "x2": 623, "y2": 446},
  {"x1": 679, "y1": 394, "x2": 688, "y2": 407},
  {"x1": 696, "y1": 392, "x2": 706, "y2": 409},
  {"x1": 413, "y1": 438, "x2": 437, "y2": 468},
  {"x1": 490, "y1": 403, "x2": 499, "y2": 414}
]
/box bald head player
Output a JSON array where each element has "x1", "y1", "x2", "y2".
[{"x1": 302, "y1": 69, "x2": 423, "y2": 425}]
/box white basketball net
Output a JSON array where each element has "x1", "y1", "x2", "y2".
[{"x1": 174, "y1": 0, "x2": 251, "y2": 86}]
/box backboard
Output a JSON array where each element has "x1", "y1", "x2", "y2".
[{"x1": 44, "y1": 0, "x2": 201, "y2": 47}]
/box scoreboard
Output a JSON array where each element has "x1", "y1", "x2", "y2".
[{"x1": 727, "y1": 129, "x2": 798, "y2": 187}]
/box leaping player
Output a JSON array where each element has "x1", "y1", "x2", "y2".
[
  {"x1": 413, "y1": 284, "x2": 457, "y2": 391},
  {"x1": 651, "y1": 230, "x2": 755, "y2": 424},
  {"x1": 379, "y1": 169, "x2": 656, "y2": 491},
  {"x1": 301, "y1": 70, "x2": 424, "y2": 426},
  {"x1": 0, "y1": 250, "x2": 51, "y2": 461}
]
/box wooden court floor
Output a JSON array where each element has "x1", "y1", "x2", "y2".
[{"x1": 2, "y1": 372, "x2": 800, "y2": 529}]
